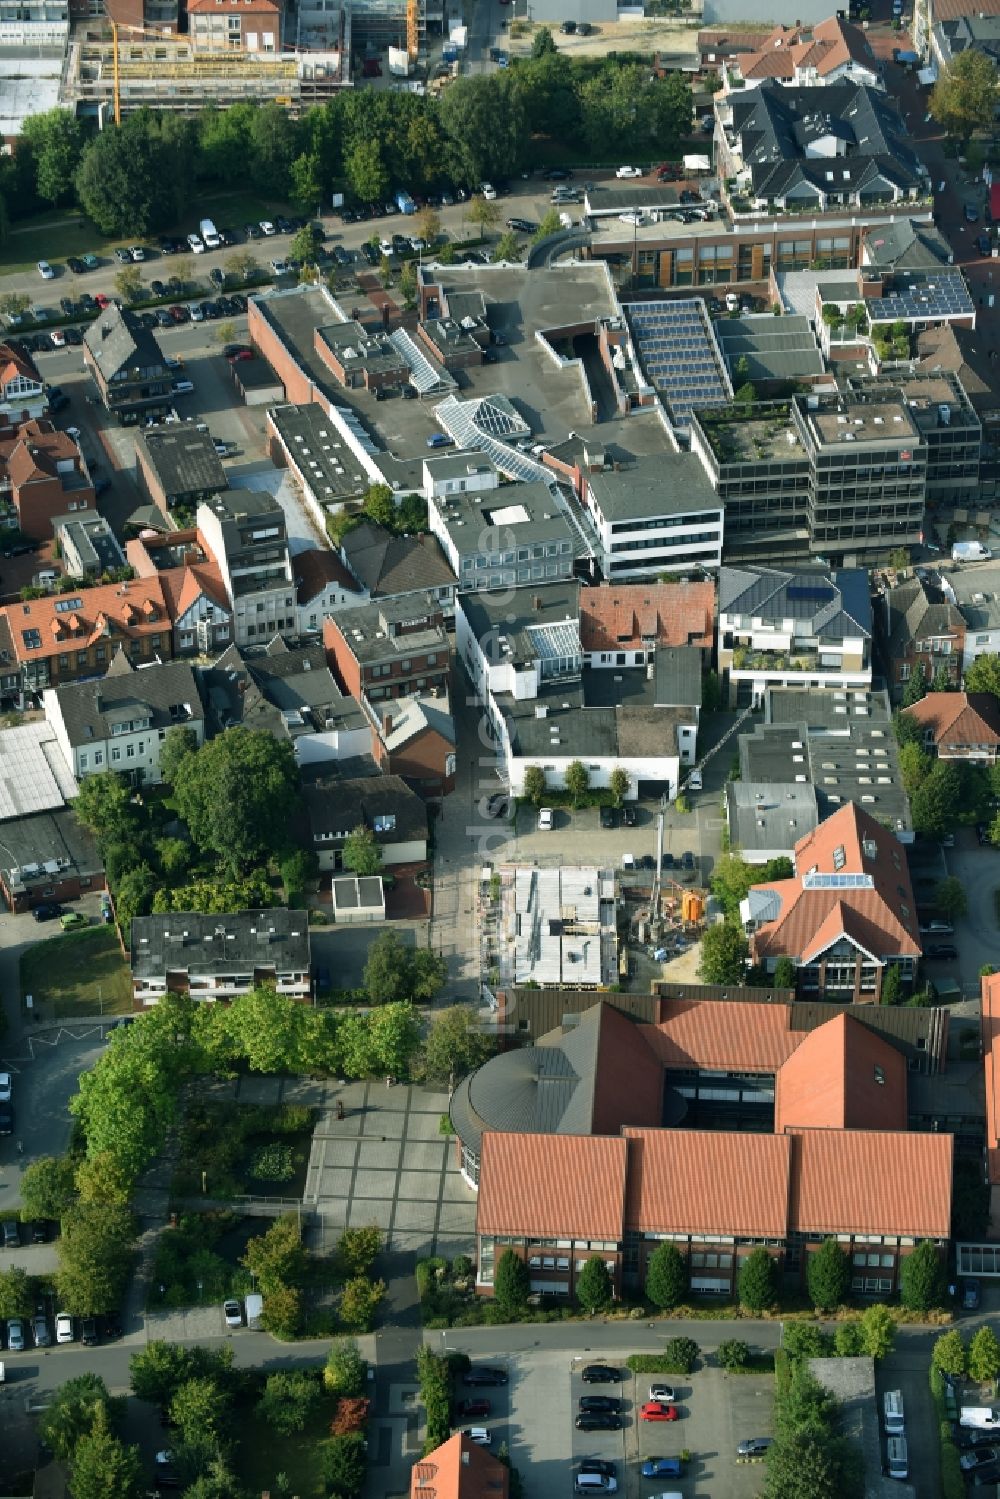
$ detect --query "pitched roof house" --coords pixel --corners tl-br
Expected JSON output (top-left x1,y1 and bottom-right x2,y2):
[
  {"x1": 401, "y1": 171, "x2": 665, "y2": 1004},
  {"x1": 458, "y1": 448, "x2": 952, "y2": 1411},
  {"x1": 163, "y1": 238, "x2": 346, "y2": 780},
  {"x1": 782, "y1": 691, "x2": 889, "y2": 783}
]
[
  {"x1": 2, "y1": 578, "x2": 171, "y2": 693},
  {"x1": 0, "y1": 342, "x2": 45, "y2": 429},
  {"x1": 902, "y1": 691, "x2": 1000, "y2": 763},
  {"x1": 411, "y1": 1433, "x2": 509, "y2": 1499},
  {"x1": 884, "y1": 574, "x2": 966, "y2": 701},
  {"x1": 729, "y1": 16, "x2": 880, "y2": 91},
  {"x1": 578, "y1": 581, "x2": 715, "y2": 661},
  {"x1": 741, "y1": 801, "x2": 921, "y2": 1002}
]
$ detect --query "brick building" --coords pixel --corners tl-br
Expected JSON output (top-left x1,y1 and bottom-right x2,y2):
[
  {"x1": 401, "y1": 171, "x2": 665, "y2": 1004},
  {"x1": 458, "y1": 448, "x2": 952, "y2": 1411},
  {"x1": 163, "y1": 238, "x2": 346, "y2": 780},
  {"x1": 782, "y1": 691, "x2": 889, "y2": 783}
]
[
  {"x1": 1, "y1": 578, "x2": 171, "y2": 694},
  {"x1": 323, "y1": 593, "x2": 450, "y2": 706},
  {"x1": 0, "y1": 420, "x2": 95, "y2": 540}
]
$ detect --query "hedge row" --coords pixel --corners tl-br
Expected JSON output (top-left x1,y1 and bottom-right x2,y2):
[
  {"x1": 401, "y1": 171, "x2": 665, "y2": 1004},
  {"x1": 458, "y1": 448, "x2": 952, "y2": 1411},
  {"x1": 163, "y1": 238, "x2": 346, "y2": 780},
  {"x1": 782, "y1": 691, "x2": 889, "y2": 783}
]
[{"x1": 929, "y1": 1364, "x2": 965, "y2": 1499}]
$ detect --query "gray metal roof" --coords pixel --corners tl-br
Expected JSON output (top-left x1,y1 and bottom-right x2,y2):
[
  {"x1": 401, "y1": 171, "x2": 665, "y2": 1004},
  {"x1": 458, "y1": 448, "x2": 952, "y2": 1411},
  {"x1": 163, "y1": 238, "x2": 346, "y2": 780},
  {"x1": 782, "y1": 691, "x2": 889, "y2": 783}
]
[
  {"x1": 131, "y1": 909, "x2": 310, "y2": 979},
  {"x1": 586, "y1": 452, "x2": 722, "y2": 522},
  {"x1": 51, "y1": 658, "x2": 203, "y2": 749},
  {"x1": 268, "y1": 403, "x2": 371, "y2": 501},
  {"x1": 340, "y1": 522, "x2": 457, "y2": 598},
  {"x1": 726, "y1": 779, "x2": 820, "y2": 854},
  {"x1": 713, "y1": 314, "x2": 825, "y2": 382},
  {"x1": 0, "y1": 720, "x2": 78, "y2": 820},
  {"x1": 84, "y1": 304, "x2": 165, "y2": 380},
  {"x1": 719, "y1": 564, "x2": 872, "y2": 638},
  {"x1": 135, "y1": 424, "x2": 227, "y2": 501}
]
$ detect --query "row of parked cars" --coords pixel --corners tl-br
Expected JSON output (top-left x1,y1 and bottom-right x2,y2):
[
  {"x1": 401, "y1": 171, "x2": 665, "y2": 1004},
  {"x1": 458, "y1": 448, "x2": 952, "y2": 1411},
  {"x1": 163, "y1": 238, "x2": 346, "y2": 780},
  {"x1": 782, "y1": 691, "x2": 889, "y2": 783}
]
[{"x1": 4, "y1": 1309, "x2": 110, "y2": 1351}]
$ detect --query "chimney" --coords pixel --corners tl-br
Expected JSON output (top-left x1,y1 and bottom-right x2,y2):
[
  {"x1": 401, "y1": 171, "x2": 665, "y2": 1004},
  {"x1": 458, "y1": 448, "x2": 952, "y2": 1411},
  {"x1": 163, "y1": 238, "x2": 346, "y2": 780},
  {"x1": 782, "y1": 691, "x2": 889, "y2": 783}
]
[{"x1": 382, "y1": 711, "x2": 394, "y2": 736}]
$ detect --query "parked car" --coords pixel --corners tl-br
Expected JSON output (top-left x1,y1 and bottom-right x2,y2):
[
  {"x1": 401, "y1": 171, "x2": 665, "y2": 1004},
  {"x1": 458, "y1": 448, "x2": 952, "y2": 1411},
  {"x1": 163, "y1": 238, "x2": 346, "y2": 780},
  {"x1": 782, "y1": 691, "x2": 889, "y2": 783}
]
[
  {"x1": 209, "y1": 267, "x2": 225, "y2": 288},
  {"x1": 622, "y1": 804, "x2": 637, "y2": 826},
  {"x1": 576, "y1": 1413, "x2": 621, "y2": 1431},
  {"x1": 223, "y1": 1300, "x2": 242, "y2": 1328},
  {"x1": 963, "y1": 1278, "x2": 982, "y2": 1310},
  {"x1": 681, "y1": 851, "x2": 695, "y2": 873},
  {"x1": 259, "y1": 219, "x2": 276, "y2": 236},
  {"x1": 459, "y1": 1428, "x2": 491, "y2": 1446},
  {"x1": 965, "y1": 203, "x2": 980, "y2": 223},
  {"x1": 56, "y1": 1312, "x2": 74, "y2": 1344},
  {"x1": 6, "y1": 1318, "x2": 24, "y2": 1352},
  {"x1": 961, "y1": 1448, "x2": 999, "y2": 1473},
  {"x1": 579, "y1": 1397, "x2": 621, "y2": 1414},
  {"x1": 66, "y1": 257, "x2": 85, "y2": 275},
  {"x1": 648, "y1": 1385, "x2": 676, "y2": 1403},
  {"x1": 2, "y1": 1220, "x2": 19, "y2": 1248},
  {"x1": 461, "y1": 1399, "x2": 491, "y2": 1418},
  {"x1": 32, "y1": 1314, "x2": 51, "y2": 1347},
  {"x1": 537, "y1": 807, "x2": 554, "y2": 831},
  {"x1": 640, "y1": 1402, "x2": 678, "y2": 1422},
  {"x1": 33, "y1": 903, "x2": 61, "y2": 921},
  {"x1": 640, "y1": 1459, "x2": 682, "y2": 1478},
  {"x1": 506, "y1": 217, "x2": 537, "y2": 233},
  {"x1": 463, "y1": 1367, "x2": 507, "y2": 1387},
  {"x1": 59, "y1": 911, "x2": 88, "y2": 932},
  {"x1": 600, "y1": 806, "x2": 617, "y2": 829},
  {"x1": 426, "y1": 433, "x2": 452, "y2": 449},
  {"x1": 737, "y1": 1438, "x2": 773, "y2": 1457},
  {"x1": 581, "y1": 1365, "x2": 620, "y2": 1384},
  {"x1": 978, "y1": 822, "x2": 992, "y2": 845},
  {"x1": 0, "y1": 1073, "x2": 10, "y2": 1104},
  {"x1": 479, "y1": 183, "x2": 497, "y2": 200},
  {"x1": 925, "y1": 943, "x2": 958, "y2": 960},
  {"x1": 37, "y1": 260, "x2": 55, "y2": 279},
  {"x1": 615, "y1": 165, "x2": 642, "y2": 178},
  {"x1": 81, "y1": 1317, "x2": 98, "y2": 1346},
  {"x1": 579, "y1": 1461, "x2": 616, "y2": 1478},
  {"x1": 30, "y1": 1221, "x2": 47, "y2": 1244},
  {"x1": 171, "y1": 379, "x2": 195, "y2": 395}
]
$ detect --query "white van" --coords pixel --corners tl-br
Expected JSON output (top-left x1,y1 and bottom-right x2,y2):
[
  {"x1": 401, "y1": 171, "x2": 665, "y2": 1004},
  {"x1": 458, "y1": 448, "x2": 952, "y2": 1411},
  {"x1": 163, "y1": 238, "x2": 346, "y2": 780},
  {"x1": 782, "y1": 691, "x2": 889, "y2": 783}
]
[
  {"x1": 574, "y1": 1477, "x2": 617, "y2": 1494},
  {"x1": 960, "y1": 1406, "x2": 1000, "y2": 1429},
  {"x1": 883, "y1": 1390, "x2": 905, "y2": 1435},
  {"x1": 886, "y1": 1436, "x2": 908, "y2": 1481},
  {"x1": 199, "y1": 218, "x2": 221, "y2": 250}
]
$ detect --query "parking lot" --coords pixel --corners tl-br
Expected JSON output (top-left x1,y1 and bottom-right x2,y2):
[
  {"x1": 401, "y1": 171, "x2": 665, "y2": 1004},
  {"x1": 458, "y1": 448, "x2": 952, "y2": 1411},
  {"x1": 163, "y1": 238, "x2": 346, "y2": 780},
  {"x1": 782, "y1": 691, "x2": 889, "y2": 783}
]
[{"x1": 488, "y1": 1353, "x2": 776, "y2": 1499}]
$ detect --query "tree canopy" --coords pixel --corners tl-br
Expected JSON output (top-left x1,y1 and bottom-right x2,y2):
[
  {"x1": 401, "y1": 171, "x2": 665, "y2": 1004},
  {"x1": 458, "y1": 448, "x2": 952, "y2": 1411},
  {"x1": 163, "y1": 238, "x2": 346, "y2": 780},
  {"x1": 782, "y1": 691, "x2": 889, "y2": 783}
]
[
  {"x1": 699, "y1": 922, "x2": 749, "y2": 984},
  {"x1": 931, "y1": 50, "x2": 999, "y2": 139},
  {"x1": 167, "y1": 727, "x2": 300, "y2": 873}
]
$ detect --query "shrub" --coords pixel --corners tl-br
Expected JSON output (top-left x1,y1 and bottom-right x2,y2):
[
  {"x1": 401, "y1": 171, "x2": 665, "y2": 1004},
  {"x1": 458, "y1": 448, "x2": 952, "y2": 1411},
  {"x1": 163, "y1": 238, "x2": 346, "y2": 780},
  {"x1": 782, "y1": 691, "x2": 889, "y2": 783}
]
[
  {"x1": 257, "y1": 1370, "x2": 320, "y2": 1434},
  {"x1": 249, "y1": 1144, "x2": 295, "y2": 1183},
  {"x1": 738, "y1": 1248, "x2": 778, "y2": 1313},
  {"x1": 494, "y1": 1249, "x2": 529, "y2": 1319},
  {"x1": 416, "y1": 1347, "x2": 452, "y2": 1452},
  {"x1": 645, "y1": 1243, "x2": 688, "y2": 1310},
  {"x1": 932, "y1": 1329, "x2": 967, "y2": 1378},
  {"x1": 716, "y1": 1338, "x2": 750, "y2": 1372},
  {"x1": 660, "y1": 1336, "x2": 699, "y2": 1375}
]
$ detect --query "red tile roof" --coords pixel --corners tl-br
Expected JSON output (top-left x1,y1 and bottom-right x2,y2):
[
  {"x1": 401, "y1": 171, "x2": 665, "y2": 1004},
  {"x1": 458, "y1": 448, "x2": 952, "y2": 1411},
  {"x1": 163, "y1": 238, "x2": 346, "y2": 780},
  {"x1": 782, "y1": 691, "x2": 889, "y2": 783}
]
[
  {"x1": 983, "y1": 973, "x2": 1000, "y2": 1184},
  {"x1": 412, "y1": 1434, "x2": 509, "y2": 1499},
  {"x1": 902, "y1": 691, "x2": 1000, "y2": 751},
  {"x1": 156, "y1": 562, "x2": 230, "y2": 622},
  {"x1": 0, "y1": 343, "x2": 41, "y2": 396},
  {"x1": 640, "y1": 998, "x2": 805, "y2": 1073},
  {"x1": 578, "y1": 582, "x2": 714, "y2": 654},
  {"x1": 749, "y1": 802, "x2": 920, "y2": 964},
  {"x1": 6, "y1": 420, "x2": 81, "y2": 486},
  {"x1": 788, "y1": 1128, "x2": 953, "y2": 1238},
  {"x1": 2, "y1": 578, "x2": 169, "y2": 663},
  {"x1": 624, "y1": 1127, "x2": 792, "y2": 1238},
  {"x1": 735, "y1": 16, "x2": 876, "y2": 81},
  {"x1": 476, "y1": 1132, "x2": 627, "y2": 1241},
  {"x1": 932, "y1": 0, "x2": 1000, "y2": 19},
  {"x1": 775, "y1": 1012, "x2": 907, "y2": 1133}
]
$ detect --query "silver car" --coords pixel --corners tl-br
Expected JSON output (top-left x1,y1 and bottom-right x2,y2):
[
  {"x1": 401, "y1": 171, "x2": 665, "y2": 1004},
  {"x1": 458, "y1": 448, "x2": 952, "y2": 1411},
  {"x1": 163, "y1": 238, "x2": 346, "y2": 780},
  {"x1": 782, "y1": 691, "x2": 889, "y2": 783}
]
[
  {"x1": 32, "y1": 1314, "x2": 50, "y2": 1347},
  {"x1": 6, "y1": 1317, "x2": 25, "y2": 1352}
]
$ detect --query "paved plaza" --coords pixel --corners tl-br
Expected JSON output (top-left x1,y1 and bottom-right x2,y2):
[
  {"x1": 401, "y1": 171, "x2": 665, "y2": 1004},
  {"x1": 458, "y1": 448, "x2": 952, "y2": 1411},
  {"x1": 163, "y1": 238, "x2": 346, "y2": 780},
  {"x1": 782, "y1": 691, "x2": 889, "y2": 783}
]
[{"x1": 305, "y1": 1079, "x2": 477, "y2": 1261}]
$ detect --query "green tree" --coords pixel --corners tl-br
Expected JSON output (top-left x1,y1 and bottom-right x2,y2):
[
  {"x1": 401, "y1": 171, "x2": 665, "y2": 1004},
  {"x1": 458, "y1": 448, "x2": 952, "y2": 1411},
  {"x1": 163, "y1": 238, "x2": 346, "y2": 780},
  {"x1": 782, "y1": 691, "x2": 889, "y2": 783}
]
[
  {"x1": 129, "y1": 1342, "x2": 200, "y2": 1409},
  {"x1": 19, "y1": 1153, "x2": 77, "y2": 1222},
  {"x1": 716, "y1": 1338, "x2": 750, "y2": 1372},
  {"x1": 900, "y1": 1242, "x2": 946, "y2": 1312},
  {"x1": 361, "y1": 482, "x2": 396, "y2": 530},
  {"x1": 340, "y1": 1275, "x2": 385, "y2": 1332},
  {"x1": 661, "y1": 1335, "x2": 699, "y2": 1374},
  {"x1": 290, "y1": 149, "x2": 324, "y2": 214},
  {"x1": 522, "y1": 765, "x2": 546, "y2": 805},
  {"x1": 931, "y1": 664, "x2": 955, "y2": 692},
  {"x1": 257, "y1": 1370, "x2": 320, "y2": 1434},
  {"x1": 366, "y1": 1002, "x2": 421, "y2": 1077},
  {"x1": 833, "y1": 1323, "x2": 864, "y2": 1357},
  {"x1": 56, "y1": 1202, "x2": 135, "y2": 1316},
  {"x1": 531, "y1": 24, "x2": 556, "y2": 55},
  {"x1": 533, "y1": 208, "x2": 564, "y2": 241},
  {"x1": 321, "y1": 1434, "x2": 367, "y2": 1499},
  {"x1": 910, "y1": 760, "x2": 963, "y2": 839},
  {"x1": 362, "y1": 931, "x2": 415, "y2": 1003},
  {"x1": 931, "y1": 49, "x2": 999, "y2": 138},
  {"x1": 20, "y1": 108, "x2": 86, "y2": 205},
  {"x1": 347, "y1": 138, "x2": 389, "y2": 204},
  {"x1": 74, "y1": 109, "x2": 181, "y2": 237},
  {"x1": 290, "y1": 223, "x2": 321, "y2": 267},
  {"x1": 608, "y1": 768, "x2": 631, "y2": 807},
  {"x1": 343, "y1": 824, "x2": 383, "y2": 877},
  {"x1": 169, "y1": 727, "x2": 300, "y2": 873},
  {"x1": 858, "y1": 1302, "x2": 897, "y2": 1361},
  {"x1": 74, "y1": 1150, "x2": 132, "y2": 1207},
  {"x1": 169, "y1": 1376, "x2": 231, "y2": 1444},
  {"x1": 932, "y1": 1328, "x2": 968, "y2": 1378},
  {"x1": 710, "y1": 852, "x2": 792, "y2": 919},
  {"x1": 323, "y1": 1338, "x2": 367, "y2": 1397},
  {"x1": 699, "y1": 923, "x2": 749, "y2": 984},
  {"x1": 965, "y1": 653, "x2": 1000, "y2": 697},
  {"x1": 879, "y1": 964, "x2": 903, "y2": 1006},
  {"x1": 40, "y1": 1373, "x2": 120, "y2": 1461},
  {"x1": 241, "y1": 1213, "x2": 306, "y2": 1296},
  {"x1": 222, "y1": 986, "x2": 312, "y2": 1073},
  {"x1": 73, "y1": 772, "x2": 138, "y2": 846},
  {"x1": 935, "y1": 875, "x2": 968, "y2": 920},
  {"x1": 738, "y1": 1247, "x2": 777, "y2": 1313},
  {"x1": 762, "y1": 1430, "x2": 855, "y2": 1499},
  {"x1": 261, "y1": 1283, "x2": 302, "y2": 1339},
  {"x1": 776, "y1": 1362, "x2": 839, "y2": 1438},
  {"x1": 336, "y1": 1226, "x2": 382, "y2": 1278},
  {"x1": 494, "y1": 229, "x2": 522, "y2": 263},
  {"x1": 901, "y1": 664, "x2": 927, "y2": 707},
  {"x1": 416, "y1": 1005, "x2": 494, "y2": 1085},
  {"x1": 893, "y1": 709, "x2": 923, "y2": 746},
  {"x1": 898, "y1": 739, "x2": 931, "y2": 794},
  {"x1": 782, "y1": 1324, "x2": 832, "y2": 1362},
  {"x1": 644, "y1": 1242, "x2": 688, "y2": 1310},
  {"x1": 467, "y1": 196, "x2": 500, "y2": 236},
  {"x1": 68, "y1": 1404, "x2": 144, "y2": 1499},
  {"x1": 576, "y1": 1255, "x2": 613, "y2": 1314},
  {"x1": 439, "y1": 74, "x2": 527, "y2": 186},
  {"x1": 806, "y1": 1238, "x2": 850, "y2": 1312},
  {"x1": 494, "y1": 1248, "x2": 529, "y2": 1318},
  {"x1": 224, "y1": 250, "x2": 259, "y2": 286},
  {"x1": 0, "y1": 292, "x2": 30, "y2": 319},
  {"x1": 0, "y1": 1265, "x2": 32, "y2": 1320},
  {"x1": 114, "y1": 265, "x2": 144, "y2": 304},
  {"x1": 970, "y1": 1325, "x2": 1000, "y2": 1384},
  {"x1": 773, "y1": 956, "x2": 797, "y2": 989}
]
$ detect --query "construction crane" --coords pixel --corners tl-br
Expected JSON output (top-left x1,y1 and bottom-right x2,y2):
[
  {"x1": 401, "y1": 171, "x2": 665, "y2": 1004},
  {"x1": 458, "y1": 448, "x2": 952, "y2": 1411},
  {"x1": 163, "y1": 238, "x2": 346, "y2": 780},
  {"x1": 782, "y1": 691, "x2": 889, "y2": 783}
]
[{"x1": 406, "y1": 0, "x2": 419, "y2": 62}]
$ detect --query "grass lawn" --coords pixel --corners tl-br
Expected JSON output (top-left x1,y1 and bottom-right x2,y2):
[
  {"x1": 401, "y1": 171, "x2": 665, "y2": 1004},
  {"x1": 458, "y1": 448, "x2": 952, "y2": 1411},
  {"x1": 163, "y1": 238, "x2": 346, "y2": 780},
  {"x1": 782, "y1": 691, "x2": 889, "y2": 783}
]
[
  {"x1": 20, "y1": 924, "x2": 132, "y2": 1017},
  {"x1": 171, "y1": 1101, "x2": 316, "y2": 1199},
  {"x1": 236, "y1": 1394, "x2": 337, "y2": 1499}
]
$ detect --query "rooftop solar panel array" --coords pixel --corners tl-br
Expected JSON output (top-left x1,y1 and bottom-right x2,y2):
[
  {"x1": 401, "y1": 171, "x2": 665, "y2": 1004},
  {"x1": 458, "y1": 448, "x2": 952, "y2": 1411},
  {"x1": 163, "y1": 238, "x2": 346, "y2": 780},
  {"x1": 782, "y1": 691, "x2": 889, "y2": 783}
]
[
  {"x1": 626, "y1": 299, "x2": 731, "y2": 424},
  {"x1": 871, "y1": 275, "x2": 973, "y2": 324}
]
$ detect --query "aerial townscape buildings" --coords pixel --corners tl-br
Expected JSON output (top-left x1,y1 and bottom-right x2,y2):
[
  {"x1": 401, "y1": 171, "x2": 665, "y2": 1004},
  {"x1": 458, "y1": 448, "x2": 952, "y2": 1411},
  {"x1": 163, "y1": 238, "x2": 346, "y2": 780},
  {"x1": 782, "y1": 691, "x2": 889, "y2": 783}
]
[{"x1": 4, "y1": 0, "x2": 1000, "y2": 1492}]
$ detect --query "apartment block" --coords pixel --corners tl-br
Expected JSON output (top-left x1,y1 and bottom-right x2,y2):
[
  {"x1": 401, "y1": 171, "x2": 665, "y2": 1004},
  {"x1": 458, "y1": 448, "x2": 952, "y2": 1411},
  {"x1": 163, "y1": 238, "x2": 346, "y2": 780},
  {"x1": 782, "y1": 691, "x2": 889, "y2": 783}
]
[{"x1": 196, "y1": 490, "x2": 296, "y2": 647}]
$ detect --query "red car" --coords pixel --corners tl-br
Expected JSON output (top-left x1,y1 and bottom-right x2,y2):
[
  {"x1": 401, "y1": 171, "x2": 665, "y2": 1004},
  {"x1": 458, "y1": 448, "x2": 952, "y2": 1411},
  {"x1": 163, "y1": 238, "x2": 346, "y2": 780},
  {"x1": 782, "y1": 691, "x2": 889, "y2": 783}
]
[
  {"x1": 640, "y1": 1402, "x2": 679, "y2": 1422},
  {"x1": 461, "y1": 1399, "x2": 491, "y2": 1419},
  {"x1": 168, "y1": 304, "x2": 189, "y2": 323},
  {"x1": 94, "y1": 292, "x2": 110, "y2": 308}
]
